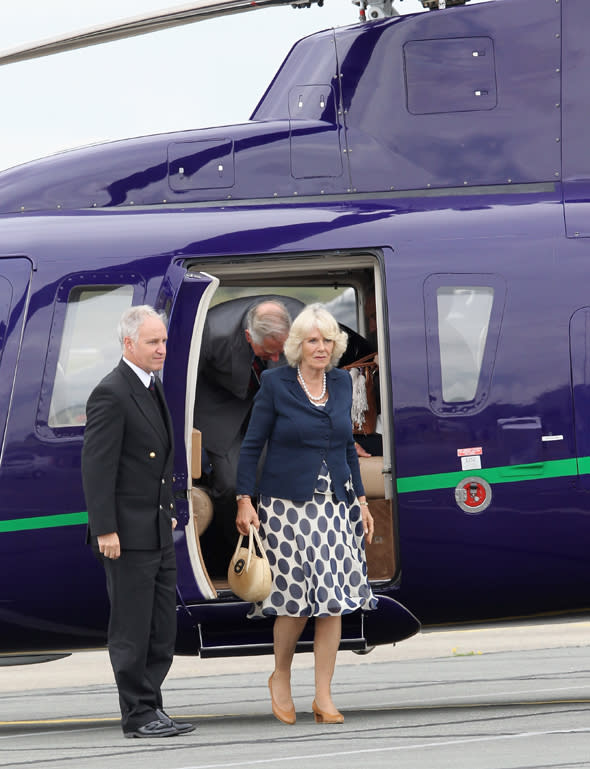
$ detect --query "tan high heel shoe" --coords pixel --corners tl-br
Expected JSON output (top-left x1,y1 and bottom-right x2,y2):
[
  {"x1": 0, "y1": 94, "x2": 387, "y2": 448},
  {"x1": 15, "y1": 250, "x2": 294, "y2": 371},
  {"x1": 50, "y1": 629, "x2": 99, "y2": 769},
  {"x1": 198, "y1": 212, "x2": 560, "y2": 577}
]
[
  {"x1": 312, "y1": 700, "x2": 344, "y2": 724},
  {"x1": 268, "y1": 674, "x2": 296, "y2": 725}
]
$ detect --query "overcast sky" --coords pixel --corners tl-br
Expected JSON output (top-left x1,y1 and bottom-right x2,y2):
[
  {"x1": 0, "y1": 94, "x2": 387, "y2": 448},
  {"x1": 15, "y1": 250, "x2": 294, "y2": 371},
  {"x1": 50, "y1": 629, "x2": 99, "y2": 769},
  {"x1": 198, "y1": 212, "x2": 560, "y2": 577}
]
[{"x1": 0, "y1": 0, "x2": 487, "y2": 171}]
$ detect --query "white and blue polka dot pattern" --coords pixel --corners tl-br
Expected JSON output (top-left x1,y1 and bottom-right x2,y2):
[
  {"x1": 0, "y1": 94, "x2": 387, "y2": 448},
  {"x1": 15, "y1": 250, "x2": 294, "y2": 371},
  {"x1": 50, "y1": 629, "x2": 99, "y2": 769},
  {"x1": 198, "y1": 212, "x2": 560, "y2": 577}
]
[{"x1": 249, "y1": 462, "x2": 378, "y2": 619}]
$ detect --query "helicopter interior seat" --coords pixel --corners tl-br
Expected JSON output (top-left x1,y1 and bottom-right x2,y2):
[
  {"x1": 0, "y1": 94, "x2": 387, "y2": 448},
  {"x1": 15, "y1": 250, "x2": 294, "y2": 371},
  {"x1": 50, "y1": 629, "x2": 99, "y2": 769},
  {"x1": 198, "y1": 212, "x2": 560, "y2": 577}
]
[
  {"x1": 189, "y1": 428, "x2": 395, "y2": 580},
  {"x1": 358, "y1": 455, "x2": 397, "y2": 582},
  {"x1": 191, "y1": 486, "x2": 214, "y2": 536},
  {"x1": 358, "y1": 455, "x2": 385, "y2": 499},
  {"x1": 191, "y1": 428, "x2": 214, "y2": 536}
]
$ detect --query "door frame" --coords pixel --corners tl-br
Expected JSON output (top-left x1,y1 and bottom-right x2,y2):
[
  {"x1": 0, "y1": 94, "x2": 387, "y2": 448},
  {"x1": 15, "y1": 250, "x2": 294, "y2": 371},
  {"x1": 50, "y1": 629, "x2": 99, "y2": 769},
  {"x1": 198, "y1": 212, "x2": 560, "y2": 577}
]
[
  {"x1": 0, "y1": 257, "x2": 33, "y2": 465},
  {"x1": 158, "y1": 267, "x2": 219, "y2": 601}
]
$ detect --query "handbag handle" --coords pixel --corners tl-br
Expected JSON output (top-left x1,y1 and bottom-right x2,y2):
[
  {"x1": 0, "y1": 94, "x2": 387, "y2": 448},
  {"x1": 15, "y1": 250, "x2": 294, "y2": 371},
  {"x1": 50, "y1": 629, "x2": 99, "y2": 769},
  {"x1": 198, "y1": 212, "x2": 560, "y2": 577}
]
[{"x1": 232, "y1": 524, "x2": 265, "y2": 571}]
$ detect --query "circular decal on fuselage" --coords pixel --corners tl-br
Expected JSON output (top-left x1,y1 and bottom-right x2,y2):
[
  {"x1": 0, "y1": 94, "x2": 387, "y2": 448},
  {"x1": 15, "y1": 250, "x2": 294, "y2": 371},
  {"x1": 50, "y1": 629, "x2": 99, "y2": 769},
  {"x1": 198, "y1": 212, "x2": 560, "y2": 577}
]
[{"x1": 454, "y1": 476, "x2": 492, "y2": 514}]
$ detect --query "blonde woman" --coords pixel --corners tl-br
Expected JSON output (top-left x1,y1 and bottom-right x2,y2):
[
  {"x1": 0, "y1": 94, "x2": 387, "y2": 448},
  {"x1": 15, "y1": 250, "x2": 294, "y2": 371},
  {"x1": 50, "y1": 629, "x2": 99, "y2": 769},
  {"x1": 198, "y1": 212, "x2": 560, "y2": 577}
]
[{"x1": 236, "y1": 304, "x2": 376, "y2": 725}]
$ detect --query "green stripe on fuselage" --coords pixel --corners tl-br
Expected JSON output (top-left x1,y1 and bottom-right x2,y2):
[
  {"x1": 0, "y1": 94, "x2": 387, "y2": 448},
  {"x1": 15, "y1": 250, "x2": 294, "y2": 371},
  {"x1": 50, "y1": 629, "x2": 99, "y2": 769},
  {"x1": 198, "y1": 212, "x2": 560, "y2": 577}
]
[
  {"x1": 0, "y1": 457, "x2": 584, "y2": 532},
  {"x1": 396, "y1": 457, "x2": 579, "y2": 494},
  {"x1": 0, "y1": 511, "x2": 88, "y2": 533}
]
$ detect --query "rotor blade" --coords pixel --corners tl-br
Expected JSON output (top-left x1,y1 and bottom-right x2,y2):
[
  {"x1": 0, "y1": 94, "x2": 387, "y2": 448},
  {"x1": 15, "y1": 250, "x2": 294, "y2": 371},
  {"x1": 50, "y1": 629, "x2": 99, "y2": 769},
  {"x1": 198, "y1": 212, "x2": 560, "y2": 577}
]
[{"x1": 0, "y1": 0, "x2": 297, "y2": 67}]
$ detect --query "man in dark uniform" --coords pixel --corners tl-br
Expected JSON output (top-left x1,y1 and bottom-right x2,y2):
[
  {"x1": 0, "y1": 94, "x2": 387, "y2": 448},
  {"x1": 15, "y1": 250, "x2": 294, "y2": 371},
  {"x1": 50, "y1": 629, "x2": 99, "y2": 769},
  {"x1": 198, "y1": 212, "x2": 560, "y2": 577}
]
[
  {"x1": 194, "y1": 296, "x2": 303, "y2": 564},
  {"x1": 82, "y1": 305, "x2": 194, "y2": 739}
]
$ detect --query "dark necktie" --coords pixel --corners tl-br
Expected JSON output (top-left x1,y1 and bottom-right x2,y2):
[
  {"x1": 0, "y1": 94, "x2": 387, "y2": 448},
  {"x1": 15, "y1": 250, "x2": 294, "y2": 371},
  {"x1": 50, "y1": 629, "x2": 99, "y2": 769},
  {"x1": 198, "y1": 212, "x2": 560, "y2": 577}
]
[
  {"x1": 249, "y1": 356, "x2": 265, "y2": 395},
  {"x1": 149, "y1": 376, "x2": 166, "y2": 424}
]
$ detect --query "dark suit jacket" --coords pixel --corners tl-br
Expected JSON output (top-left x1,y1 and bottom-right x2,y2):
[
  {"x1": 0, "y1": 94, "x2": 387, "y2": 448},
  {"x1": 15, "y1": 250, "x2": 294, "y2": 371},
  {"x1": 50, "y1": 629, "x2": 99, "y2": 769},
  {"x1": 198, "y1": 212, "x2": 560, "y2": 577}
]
[
  {"x1": 236, "y1": 366, "x2": 365, "y2": 502},
  {"x1": 194, "y1": 295, "x2": 304, "y2": 456},
  {"x1": 82, "y1": 359, "x2": 176, "y2": 550}
]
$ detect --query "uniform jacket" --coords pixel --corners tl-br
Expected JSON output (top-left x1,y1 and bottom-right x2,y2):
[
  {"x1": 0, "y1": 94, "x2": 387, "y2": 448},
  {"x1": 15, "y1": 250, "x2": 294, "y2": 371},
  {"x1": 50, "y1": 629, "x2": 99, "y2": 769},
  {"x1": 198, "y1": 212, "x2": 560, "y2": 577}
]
[
  {"x1": 236, "y1": 365, "x2": 365, "y2": 502},
  {"x1": 82, "y1": 359, "x2": 176, "y2": 550},
  {"x1": 194, "y1": 295, "x2": 304, "y2": 455}
]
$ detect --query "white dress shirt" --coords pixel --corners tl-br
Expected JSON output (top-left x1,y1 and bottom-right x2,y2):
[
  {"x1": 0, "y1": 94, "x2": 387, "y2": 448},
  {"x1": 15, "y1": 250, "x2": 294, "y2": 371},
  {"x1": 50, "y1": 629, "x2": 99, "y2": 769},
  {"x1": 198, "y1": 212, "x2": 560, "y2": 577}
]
[{"x1": 122, "y1": 357, "x2": 152, "y2": 389}]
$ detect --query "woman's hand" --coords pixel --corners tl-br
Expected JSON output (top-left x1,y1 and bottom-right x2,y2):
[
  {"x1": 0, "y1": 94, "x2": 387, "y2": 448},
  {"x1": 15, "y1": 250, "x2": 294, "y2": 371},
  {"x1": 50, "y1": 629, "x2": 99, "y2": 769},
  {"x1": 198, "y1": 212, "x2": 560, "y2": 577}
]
[
  {"x1": 359, "y1": 498, "x2": 374, "y2": 544},
  {"x1": 236, "y1": 496, "x2": 260, "y2": 535}
]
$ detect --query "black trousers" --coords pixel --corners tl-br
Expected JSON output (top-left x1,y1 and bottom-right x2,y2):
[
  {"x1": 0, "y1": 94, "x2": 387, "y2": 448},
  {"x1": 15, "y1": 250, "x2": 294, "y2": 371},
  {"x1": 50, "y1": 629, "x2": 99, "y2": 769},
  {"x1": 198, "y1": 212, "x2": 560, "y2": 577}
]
[
  {"x1": 100, "y1": 544, "x2": 177, "y2": 732},
  {"x1": 206, "y1": 432, "x2": 268, "y2": 567},
  {"x1": 207, "y1": 438, "x2": 243, "y2": 562}
]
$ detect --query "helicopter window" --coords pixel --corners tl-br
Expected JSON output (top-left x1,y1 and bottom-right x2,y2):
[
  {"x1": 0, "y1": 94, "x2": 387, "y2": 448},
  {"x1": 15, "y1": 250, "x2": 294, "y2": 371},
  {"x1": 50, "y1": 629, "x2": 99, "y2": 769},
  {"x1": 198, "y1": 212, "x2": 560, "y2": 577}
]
[
  {"x1": 210, "y1": 285, "x2": 356, "y2": 327},
  {"x1": 48, "y1": 285, "x2": 133, "y2": 428},
  {"x1": 436, "y1": 286, "x2": 494, "y2": 403}
]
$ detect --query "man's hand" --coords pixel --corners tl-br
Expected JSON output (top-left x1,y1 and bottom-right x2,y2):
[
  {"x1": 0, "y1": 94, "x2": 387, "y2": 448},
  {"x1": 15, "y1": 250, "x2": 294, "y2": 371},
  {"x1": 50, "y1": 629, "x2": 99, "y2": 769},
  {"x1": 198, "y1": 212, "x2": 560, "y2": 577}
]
[
  {"x1": 98, "y1": 532, "x2": 121, "y2": 560},
  {"x1": 355, "y1": 441, "x2": 371, "y2": 458}
]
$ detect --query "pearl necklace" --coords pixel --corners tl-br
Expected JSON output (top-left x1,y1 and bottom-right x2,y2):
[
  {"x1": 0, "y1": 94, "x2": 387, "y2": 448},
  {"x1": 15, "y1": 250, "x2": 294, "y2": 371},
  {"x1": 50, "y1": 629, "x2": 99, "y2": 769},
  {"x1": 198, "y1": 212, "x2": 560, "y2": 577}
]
[{"x1": 297, "y1": 366, "x2": 327, "y2": 402}]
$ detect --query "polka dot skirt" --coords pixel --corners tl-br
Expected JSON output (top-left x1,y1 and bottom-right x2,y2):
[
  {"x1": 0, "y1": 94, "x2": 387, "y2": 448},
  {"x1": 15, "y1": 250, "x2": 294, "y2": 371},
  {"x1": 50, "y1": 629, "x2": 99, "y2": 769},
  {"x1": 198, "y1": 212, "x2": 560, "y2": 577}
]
[{"x1": 249, "y1": 462, "x2": 378, "y2": 619}]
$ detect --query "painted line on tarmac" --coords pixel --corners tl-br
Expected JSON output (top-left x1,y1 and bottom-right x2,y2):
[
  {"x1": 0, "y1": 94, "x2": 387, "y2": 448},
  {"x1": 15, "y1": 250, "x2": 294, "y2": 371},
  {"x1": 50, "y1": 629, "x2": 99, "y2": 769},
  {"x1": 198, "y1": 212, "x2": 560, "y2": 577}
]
[
  {"x1": 377, "y1": 683, "x2": 590, "y2": 708},
  {"x1": 0, "y1": 726, "x2": 107, "y2": 739},
  {"x1": 374, "y1": 698, "x2": 590, "y2": 711},
  {"x1": 0, "y1": 716, "x2": 119, "y2": 728},
  {"x1": 173, "y1": 728, "x2": 590, "y2": 769},
  {"x1": 1, "y1": 696, "x2": 589, "y2": 732},
  {"x1": 0, "y1": 713, "x2": 227, "y2": 732}
]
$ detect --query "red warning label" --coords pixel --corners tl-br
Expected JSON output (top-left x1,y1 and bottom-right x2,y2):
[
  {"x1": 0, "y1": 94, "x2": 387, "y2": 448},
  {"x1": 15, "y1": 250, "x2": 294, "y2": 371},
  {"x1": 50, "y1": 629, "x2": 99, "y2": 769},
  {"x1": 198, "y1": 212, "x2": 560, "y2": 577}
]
[{"x1": 457, "y1": 447, "x2": 483, "y2": 457}]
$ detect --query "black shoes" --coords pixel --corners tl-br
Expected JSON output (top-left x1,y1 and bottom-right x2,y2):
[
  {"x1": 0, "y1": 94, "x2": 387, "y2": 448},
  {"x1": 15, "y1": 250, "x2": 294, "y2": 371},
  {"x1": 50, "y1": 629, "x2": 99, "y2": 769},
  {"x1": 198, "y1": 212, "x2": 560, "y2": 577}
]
[
  {"x1": 156, "y1": 708, "x2": 196, "y2": 734},
  {"x1": 124, "y1": 719, "x2": 178, "y2": 738},
  {"x1": 124, "y1": 710, "x2": 195, "y2": 738}
]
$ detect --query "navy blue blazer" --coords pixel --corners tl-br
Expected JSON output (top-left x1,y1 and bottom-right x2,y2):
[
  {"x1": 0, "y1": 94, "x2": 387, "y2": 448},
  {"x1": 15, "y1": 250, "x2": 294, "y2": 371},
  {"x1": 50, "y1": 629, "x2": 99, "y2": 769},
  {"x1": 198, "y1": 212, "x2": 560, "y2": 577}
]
[{"x1": 236, "y1": 365, "x2": 365, "y2": 502}]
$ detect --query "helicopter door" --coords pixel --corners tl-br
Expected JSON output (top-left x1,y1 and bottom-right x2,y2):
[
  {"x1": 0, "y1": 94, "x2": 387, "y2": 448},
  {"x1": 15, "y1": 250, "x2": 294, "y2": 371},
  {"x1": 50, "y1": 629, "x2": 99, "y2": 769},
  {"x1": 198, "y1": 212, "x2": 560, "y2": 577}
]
[
  {"x1": 0, "y1": 258, "x2": 32, "y2": 461},
  {"x1": 156, "y1": 266, "x2": 420, "y2": 655},
  {"x1": 570, "y1": 307, "x2": 590, "y2": 489},
  {"x1": 156, "y1": 267, "x2": 219, "y2": 600}
]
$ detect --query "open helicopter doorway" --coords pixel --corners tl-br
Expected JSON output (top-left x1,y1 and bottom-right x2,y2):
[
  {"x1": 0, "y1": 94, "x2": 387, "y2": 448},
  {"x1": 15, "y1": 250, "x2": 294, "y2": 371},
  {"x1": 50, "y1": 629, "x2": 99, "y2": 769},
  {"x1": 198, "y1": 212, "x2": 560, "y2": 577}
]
[{"x1": 176, "y1": 251, "x2": 398, "y2": 602}]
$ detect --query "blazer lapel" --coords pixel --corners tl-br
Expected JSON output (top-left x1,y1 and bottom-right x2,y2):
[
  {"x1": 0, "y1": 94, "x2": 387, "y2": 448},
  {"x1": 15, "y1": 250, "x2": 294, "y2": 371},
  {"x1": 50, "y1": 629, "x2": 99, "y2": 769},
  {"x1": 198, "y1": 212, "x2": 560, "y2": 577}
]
[
  {"x1": 118, "y1": 362, "x2": 170, "y2": 449},
  {"x1": 280, "y1": 366, "x2": 305, "y2": 402},
  {"x1": 232, "y1": 331, "x2": 254, "y2": 400},
  {"x1": 154, "y1": 376, "x2": 174, "y2": 448},
  {"x1": 323, "y1": 369, "x2": 345, "y2": 417},
  {"x1": 136, "y1": 383, "x2": 170, "y2": 450}
]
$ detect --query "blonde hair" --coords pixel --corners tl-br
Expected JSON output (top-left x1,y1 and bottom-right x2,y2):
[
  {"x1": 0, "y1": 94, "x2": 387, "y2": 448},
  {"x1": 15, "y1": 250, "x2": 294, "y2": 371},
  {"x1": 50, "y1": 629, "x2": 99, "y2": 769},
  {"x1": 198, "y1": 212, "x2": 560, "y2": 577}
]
[{"x1": 283, "y1": 304, "x2": 347, "y2": 370}]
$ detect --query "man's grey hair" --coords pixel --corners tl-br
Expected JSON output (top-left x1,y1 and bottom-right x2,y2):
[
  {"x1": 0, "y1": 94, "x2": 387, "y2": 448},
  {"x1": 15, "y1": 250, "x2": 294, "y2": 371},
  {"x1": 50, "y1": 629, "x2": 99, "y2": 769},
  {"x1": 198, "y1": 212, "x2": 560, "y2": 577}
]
[
  {"x1": 246, "y1": 301, "x2": 292, "y2": 345},
  {"x1": 118, "y1": 305, "x2": 167, "y2": 349}
]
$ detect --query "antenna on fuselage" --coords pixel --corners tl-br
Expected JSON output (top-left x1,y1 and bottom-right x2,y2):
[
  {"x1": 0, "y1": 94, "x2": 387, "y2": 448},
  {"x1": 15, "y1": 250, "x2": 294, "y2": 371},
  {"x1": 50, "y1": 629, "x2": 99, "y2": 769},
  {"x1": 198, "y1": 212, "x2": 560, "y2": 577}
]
[
  {"x1": 419, "y1": 0, "x2": 470, "y2": 8},
  {"x1": 355, "y1": 0, "x2": 470, "y2": 21},
  {"x1": 355, "y1": 0, "x2": 398, "y2": 21}
]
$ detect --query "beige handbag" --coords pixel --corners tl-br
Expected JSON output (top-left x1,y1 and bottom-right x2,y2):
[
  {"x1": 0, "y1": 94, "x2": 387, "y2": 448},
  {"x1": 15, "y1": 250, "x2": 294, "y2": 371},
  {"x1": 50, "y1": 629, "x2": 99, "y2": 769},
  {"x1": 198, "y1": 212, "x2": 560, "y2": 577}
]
[{"x1": 227, "y1": 525, "x2": 272, "y2": 602}]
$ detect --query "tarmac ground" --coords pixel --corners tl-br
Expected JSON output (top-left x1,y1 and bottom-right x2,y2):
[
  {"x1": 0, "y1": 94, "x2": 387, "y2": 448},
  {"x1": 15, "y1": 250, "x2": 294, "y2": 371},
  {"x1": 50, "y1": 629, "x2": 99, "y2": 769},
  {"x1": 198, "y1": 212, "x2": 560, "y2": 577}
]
[{"x1": 1, "y1": 616, "x2": 589, "y2": 769}]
